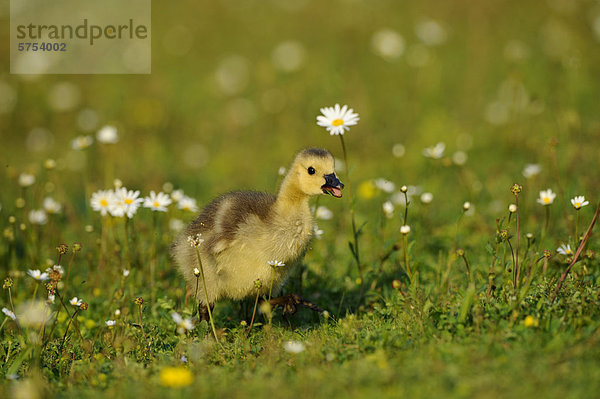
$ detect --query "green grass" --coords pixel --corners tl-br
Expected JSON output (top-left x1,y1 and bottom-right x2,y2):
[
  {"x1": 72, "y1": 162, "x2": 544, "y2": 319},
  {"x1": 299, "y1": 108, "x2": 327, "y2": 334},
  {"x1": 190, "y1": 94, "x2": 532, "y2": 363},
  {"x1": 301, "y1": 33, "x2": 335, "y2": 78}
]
[{"x1": 2, "y1": 0, "x2": 600, "y2": 397}]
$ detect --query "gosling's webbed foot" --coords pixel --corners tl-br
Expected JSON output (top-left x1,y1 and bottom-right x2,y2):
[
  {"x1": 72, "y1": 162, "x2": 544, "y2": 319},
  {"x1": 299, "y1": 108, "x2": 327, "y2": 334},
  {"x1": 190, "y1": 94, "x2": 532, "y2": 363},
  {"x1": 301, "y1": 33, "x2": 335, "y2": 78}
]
[
  {"x1": 268, "y1": 293, "x2": 322, "y2": 315},
  {"x1": 198, "y1": 302, "x2": 215, "y2": 322}
]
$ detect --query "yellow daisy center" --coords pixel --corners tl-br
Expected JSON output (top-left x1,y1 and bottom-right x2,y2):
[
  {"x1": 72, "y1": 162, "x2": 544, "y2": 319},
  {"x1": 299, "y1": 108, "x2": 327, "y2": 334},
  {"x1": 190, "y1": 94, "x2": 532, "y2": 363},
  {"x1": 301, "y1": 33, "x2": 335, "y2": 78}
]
[
  {"x1": 125, "y1": 199, "x2": 133, "y2": 205},
  {"x1": 574, "y1": 202, "x2": 581, "y2": 208},
  {"x1": 100, "y1": 199, "x2": 108, "y2": 207},
  {"x1": 331, "y1": 118, "x2": 344, "y2": 126},
  {"x1": 154, "y1": 201, "x2": 160, "y2": 208},
  {"x1": 543, "y1": 197, "x2": 550, "y2": 204}
]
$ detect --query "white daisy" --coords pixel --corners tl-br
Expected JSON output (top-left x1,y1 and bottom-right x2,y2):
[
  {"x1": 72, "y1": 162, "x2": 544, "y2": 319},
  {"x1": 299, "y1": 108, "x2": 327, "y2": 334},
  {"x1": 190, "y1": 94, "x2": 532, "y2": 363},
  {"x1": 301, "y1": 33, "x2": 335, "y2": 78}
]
[
  {"x1": 171, "y1": 312, "x2": 194, "y2": 334},
  {"x1": 105, "y1": 320, "x2": 116, "y2": 327},
  {"x1": 2, "y1": 307, "x2": 16, "y2": 320},
  {"x1": 96, "y1": 125, "x2": 119, "y2": 144},
  {"x1": 283, "y1": 340, "x2": 305, "y2": 354},
  {"x1": 123, "y1": 269, "x2": 130, "y2": 277},
  {"x1": 382, "y1": 201, "x2": 394, "y2": 218},
  {"x1": 537, "y1": 189, "x2": 556, "y2": 206},
  {"x1": 267, "y1": 260, "x2": 285, "y2": 267},
  {"x1": 28, "y1": 210, "x2": 48, "y2": 225},
  {"x1": 422, "y1": 142, "x2": 445, "y2": 159},
  {"x1": 400, "y1": 225, "x2": 411, "y2": 235},
  {"x1": 316, "y1": 103, "x2": 360, "y2": 135},
  {"x1": 522, "y1": 164, "x2": 541, "y2": 179},
  {"x1": 420, "y1": 192, "x2": 433, "y2": 204},
  {"x1": 171, "y1": 189, "x2": 185, "y2": 202},
  {"x1": 90, "y1": 190, "x2": 115, "y2": 216},
  {"x1": 69, "y1": 297, "x2": 83, "y2": 307},
  {"x1": 18, "y1": 173, "x2": 36, "y2": 187},
  {"x1": 463, "y1": 201, "x2": 471, "y2": 211},
  {"x1": 557, "y1": 244, "x2": 573, "y2": 256},
  {"x1": 570, "y1": 195, "x2": 589, "y2": 210},
  {"x1": 315, "y1": 206, "x2": 333, "y2": 220},
  {"x1": 374, "y1": 178, "x2": 395, "y2": 193},
  {"x1": 111, "y1": 187, "x2": 143, "y2": 218},
  {"x1": 43, "y1": 197, "x2": 62, "y2": 214},
  {"x1": 143, "y1": 191, "x2": 172, "y2": 212},
  {"x1": 313, "y1": 225, "x2": 324, "y2": 240},
  {"x1": 178, "y1": 196, "x2": 198, "y2": 213},
  {"x1": 71, "y1": 135, "x2": 94, "y2": 150}
]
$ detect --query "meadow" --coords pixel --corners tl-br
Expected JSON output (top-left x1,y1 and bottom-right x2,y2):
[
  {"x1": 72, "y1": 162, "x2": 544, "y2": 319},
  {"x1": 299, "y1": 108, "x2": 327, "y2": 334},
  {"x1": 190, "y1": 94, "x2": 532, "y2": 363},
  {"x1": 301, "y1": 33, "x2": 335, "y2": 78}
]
[{"x1": 2, "y1": 0, "x2": 600, "y2": 398}]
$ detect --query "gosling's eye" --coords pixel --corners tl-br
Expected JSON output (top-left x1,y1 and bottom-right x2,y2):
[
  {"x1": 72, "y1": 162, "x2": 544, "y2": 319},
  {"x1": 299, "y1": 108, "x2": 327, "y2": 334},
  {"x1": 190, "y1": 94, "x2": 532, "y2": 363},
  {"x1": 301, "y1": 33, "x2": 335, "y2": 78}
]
[{"x1": 307, "y1": 167, "x2": 316, "y2": 175}]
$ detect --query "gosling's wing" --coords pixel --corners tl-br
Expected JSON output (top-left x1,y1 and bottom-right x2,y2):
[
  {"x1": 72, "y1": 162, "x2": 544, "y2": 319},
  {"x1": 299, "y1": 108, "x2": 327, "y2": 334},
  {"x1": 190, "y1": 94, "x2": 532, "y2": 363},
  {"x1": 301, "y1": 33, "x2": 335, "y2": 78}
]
[{"x1": 188, "y1": 191, "x2": 276, "y2": 256}]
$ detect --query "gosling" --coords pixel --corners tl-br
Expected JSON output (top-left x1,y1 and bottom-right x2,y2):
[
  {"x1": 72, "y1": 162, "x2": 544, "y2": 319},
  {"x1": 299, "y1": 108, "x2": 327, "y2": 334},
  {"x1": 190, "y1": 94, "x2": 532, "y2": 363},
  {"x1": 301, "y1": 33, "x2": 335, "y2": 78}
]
[{"x1": 171, "y1": 148, "x2": 344, "y2": 319}]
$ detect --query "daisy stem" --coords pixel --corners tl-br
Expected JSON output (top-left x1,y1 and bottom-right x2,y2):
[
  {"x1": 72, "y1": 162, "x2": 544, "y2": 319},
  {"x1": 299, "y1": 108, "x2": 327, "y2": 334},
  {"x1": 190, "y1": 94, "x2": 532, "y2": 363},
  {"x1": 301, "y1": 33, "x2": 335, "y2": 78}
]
[
  {"x1": 7, "y1": 287, "x2": 22, "y2": 334},
  {"x1": 194, "y1": 247, "x2": 222, "y2": 349},
  {"x1": 192, "y1": 274, "x2": 199, "y2": 304},
  {"x1": 136, "y1": 303, "x2": 153, "y2": 357},
  {"x1": 514, "y1": 194, "x2": 520, "y2": 293},
  {"x1": 454, "y1": 213, "x2": 464, "y2": 250},
  {"x1": 575, "y1": 210, "x2": 580, "y2": 245},
  {"x1": 32, "y1": 283, "x2": 39, "y2": 302},
  {"x1": 150, "y1": 212, "x2": 157, "y2": 306},
  {"x1": 59, "y1": 308, "x2": 79, "y2": 356},
  {"x1": 100, "y1": 216, "x2": 107, "y2": 268},
  {"x1": 507, "y1": 238, "x2": 517, "y2": 292},
  {"x1": 339, "y1": 135, "x2": 362, "y2": 281},
  {"x1": 403, "y1": 234, "x2": 412, "y2": 281},
  {"x1": 268, "y1": 272, "x2": 274, "y2": 302},
  {"x1": 458, "y1": 252, "x2": 472, "y2": 285},
  {"x1": 540, "y1": 206, "x2": 550, "y2": 250},
  {"x1": 247, "y1": 286, "x2": 261, "y2": 336},
  {"x1": 124, "y1": 216, "x2": 131, "y2": 269}
]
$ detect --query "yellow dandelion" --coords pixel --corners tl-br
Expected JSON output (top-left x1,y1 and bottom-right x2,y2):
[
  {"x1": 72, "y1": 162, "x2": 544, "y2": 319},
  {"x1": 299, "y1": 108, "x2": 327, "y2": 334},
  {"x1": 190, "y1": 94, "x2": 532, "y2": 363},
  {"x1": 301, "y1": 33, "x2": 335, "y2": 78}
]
[
  {"x1": 524, "y1": 315, "x2": 539, "y2": 328},
  {"x1": 159, "y1": 367, "x2": 193, "y2": 388}
]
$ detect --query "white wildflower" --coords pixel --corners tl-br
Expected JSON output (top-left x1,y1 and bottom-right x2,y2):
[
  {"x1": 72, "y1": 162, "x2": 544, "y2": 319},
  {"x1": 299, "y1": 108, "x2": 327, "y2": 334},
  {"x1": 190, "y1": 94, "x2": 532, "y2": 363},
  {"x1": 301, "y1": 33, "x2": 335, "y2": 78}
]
[
  {"x1": 96, "y1": 125, "x2": 119, "y2": 144},
  {"x1": 27, "y1": 269, "x2": 49, "y2": 281},
  {"x1": 28, "y1": 209, "x2": 48, "y2": 225},
  {"x1": 2, "y1": 307, "x2": 16, "y2": 320},
  {"x1": 522, "y1": 164, "x2": 541, "y2": 178},
  {"x1": 143, "y1": 191, "x2": 172, "y2": 212},
  {"x1": 90, "y1": 189, "x2": 115, "y2": 216},
  {"x1": 283, "y1": 340, "x2": 305, "y2": 354},
  {"x1": 71, "y1": 135, "x2": 93, "y2": 150},
  {"x1": 43, "y1": 197, "x2": 62, "y2": 214},
  {"x1": 423, "y1": 142, "x2": 445, "y2": 159},
  {"x1": 570, "y1": 195, "x2": 589, "y2": 210},
  {"x1": 171, "y1": 312, "x2": 194, "y2": 334},
  {"x1": 537, "y1": 189, "x2": 556, "y2": 206},
  {"x1": 18, "y1": 173, "x2": 36, "y2": 187},
  {"x1": 316, "y1": 104, "x2": 360, "y2": 136}
]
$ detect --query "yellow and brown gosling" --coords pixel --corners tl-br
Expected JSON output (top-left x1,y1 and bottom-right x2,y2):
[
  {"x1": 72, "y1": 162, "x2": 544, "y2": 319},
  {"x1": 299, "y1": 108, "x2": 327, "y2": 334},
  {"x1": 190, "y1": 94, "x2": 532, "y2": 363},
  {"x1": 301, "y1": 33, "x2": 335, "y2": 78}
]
[{"x1": 171, "y1": 148, "x2": 344, "y2": 318}]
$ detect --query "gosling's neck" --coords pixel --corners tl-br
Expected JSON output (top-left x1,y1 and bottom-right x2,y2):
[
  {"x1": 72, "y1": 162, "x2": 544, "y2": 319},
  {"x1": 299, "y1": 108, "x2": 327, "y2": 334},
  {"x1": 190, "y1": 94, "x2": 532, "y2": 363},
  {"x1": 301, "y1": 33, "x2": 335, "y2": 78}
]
[{"x1": 274, "y1": 175, "x2": 311, "y2": 216}]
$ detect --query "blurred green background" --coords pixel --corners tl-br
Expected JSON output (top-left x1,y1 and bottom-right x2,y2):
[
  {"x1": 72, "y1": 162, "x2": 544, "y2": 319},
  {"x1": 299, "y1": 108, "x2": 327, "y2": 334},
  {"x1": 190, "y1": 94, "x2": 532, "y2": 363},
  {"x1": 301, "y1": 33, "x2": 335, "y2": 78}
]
[{"x1": 1, "y1": 0, "x2": 600, "y2": 221}]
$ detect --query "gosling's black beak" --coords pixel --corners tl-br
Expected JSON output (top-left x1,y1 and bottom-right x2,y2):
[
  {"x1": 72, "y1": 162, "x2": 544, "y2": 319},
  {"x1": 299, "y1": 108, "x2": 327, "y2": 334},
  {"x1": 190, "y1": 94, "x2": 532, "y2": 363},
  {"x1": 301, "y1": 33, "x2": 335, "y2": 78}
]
[{"x1": 321, "y1": 173, "x2": 344, "y2": 198}]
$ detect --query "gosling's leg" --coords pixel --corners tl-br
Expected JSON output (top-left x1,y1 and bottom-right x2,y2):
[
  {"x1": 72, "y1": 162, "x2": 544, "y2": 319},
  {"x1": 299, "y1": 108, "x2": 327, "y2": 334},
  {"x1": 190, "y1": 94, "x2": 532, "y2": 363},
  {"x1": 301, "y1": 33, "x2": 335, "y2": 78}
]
[
  {"x1": 198, "y1": 302, "x2": 215, "y2": 321},
  {"x1": 268, "y1": 293, "x2": 322, "y2": 316}
]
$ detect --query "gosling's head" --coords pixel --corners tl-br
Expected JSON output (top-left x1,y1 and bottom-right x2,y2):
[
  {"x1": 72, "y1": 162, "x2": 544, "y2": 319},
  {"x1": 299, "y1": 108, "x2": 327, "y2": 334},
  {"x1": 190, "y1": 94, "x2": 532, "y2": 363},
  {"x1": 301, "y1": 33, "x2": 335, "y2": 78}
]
[{"x1": 285, "y1": 148, "x2": 344, "y2": 198}]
